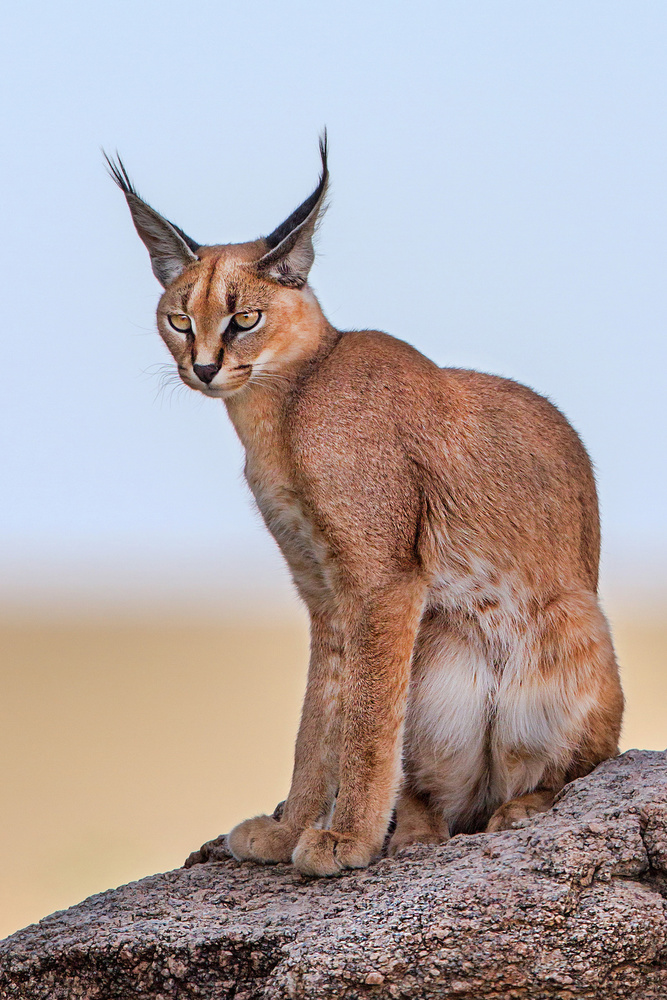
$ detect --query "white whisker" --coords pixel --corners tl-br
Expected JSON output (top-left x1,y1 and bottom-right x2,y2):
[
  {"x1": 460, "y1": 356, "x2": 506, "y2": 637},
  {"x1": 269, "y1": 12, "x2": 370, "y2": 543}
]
[{"x1": 144, "y1": 362, "x2": 189, "y2": 407}]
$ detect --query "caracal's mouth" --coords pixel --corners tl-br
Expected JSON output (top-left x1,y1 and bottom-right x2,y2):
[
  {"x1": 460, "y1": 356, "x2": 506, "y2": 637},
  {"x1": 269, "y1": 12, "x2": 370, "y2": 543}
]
[{"x1": 179, "y1": 367, "x2": 252, "y2": 398}]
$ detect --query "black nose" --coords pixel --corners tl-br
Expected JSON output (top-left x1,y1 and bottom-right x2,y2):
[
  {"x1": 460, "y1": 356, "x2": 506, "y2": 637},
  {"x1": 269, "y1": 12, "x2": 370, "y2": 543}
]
[{"x1": 193, "y1": 363, "x2": 220, "y2": 385}]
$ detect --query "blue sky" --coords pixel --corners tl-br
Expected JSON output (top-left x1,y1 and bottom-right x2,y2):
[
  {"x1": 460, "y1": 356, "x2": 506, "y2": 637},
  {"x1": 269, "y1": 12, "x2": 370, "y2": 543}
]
[{"x1": 2, "y1": 1, "x2": 666, "y2": 608}]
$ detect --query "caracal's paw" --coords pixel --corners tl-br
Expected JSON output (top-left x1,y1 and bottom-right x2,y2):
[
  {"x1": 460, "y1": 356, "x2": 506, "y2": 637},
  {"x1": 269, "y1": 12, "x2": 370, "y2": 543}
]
[
  {"x1": 386, "y1": 827, "x2": 449, "y2": 858},
  {"x1": 292, "y1": 828, "x2": 377, "y2": 877},
  {"x1": 486, "y1": 791, "x2": 555, "y2": 833},
  {"x1": 183, "y1": 833, "x2": 232, "y2": 868},
  {"x1": 227, "y1": 814, "x2": 300, "y2": 864}
]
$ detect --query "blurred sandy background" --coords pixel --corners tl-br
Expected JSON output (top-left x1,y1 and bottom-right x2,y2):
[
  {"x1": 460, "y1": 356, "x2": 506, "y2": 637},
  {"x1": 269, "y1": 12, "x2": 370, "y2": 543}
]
[
  {"x1": 0, "y1": 604, "x2": 308, "y2": 939},
  {"x1": 2, "y1": 0, "x2": 666, "y2": 940}
]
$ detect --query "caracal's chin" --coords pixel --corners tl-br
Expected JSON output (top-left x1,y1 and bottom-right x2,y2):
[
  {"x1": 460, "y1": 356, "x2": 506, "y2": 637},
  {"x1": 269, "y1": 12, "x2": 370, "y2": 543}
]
[{"x1": 179, "y1": 374, "x2": 251, "y2": 399}]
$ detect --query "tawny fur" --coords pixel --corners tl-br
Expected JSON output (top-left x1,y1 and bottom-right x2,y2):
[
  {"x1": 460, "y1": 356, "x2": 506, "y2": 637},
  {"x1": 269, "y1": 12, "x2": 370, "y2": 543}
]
[{"x1": 109, "y1": 143, "x2": 624, "y2": 877}]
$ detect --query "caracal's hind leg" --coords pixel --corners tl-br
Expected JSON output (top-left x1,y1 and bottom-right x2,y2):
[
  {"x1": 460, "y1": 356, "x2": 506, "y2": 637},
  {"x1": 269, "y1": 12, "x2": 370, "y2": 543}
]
[
  {"x1": 487, "y1": 588, "x2": 624, "y2": 834},
  {"x1": 386, "y1": 788, "x2": 450, "y2": 856},
  {"x1": 486, "y1": 789, "x2": 557, "y2": 832}
]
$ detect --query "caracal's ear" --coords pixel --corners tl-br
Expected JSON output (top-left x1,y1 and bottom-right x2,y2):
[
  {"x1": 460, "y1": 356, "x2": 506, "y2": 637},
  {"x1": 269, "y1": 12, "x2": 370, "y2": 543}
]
[
  {"x1": 104, "y1": 152, "x2": 200, "y2": 288},
  {"x1": 255, "y1": 132, "x2": 329, "y2": 288}
]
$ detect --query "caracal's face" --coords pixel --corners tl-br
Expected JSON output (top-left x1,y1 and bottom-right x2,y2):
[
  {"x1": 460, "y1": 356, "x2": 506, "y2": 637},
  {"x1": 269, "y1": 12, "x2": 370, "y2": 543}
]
[
  {"x1": 158, "y1": 244, "x2": 321, "y2": 399},
  {"x1": 107, "y1": 137, "x2": 329, "y2": 394}
]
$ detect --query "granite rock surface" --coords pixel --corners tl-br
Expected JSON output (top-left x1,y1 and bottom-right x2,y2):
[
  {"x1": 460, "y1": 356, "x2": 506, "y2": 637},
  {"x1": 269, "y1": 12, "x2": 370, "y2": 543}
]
[{"x1": 1, "y1": 749, "x2": 666, "y2": 999}]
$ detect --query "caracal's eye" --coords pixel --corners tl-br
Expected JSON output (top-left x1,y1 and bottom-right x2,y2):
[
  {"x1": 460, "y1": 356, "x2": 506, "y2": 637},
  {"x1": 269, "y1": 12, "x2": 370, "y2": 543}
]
[
  {"x1": 168, "y1": 313, "x2": 192, "y2": 333},
  {"x1": 232, "y1": 310, "x2": 261, "y2": 331}
]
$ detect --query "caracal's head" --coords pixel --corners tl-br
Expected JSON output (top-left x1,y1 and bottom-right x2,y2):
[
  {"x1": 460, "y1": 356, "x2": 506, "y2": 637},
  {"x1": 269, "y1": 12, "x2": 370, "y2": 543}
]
[{"x1": 107, "y1": 137, "x2": 328, "y2": 399}]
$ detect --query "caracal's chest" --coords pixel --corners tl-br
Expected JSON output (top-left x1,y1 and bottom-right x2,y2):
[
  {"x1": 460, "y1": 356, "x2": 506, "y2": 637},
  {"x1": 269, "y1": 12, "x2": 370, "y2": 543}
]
[{"x1": 244, "y1": 446, "x2": 335, "y2": 601}]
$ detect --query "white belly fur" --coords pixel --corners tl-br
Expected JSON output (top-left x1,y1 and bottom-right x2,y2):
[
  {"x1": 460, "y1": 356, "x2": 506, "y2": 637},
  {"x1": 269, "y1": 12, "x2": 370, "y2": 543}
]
[
  {"x1": 405, "y1": 625, "x2": 495, "y2": 830},
  {"x1": 405, "y1": 568, "x2": 599, "y2": 832}
]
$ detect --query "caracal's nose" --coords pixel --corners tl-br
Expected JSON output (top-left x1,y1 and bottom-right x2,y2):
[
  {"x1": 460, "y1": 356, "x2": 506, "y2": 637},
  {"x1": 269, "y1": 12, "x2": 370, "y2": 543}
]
[{"x1": 193, "y1": 362, "x2": 220, "y2": 385}]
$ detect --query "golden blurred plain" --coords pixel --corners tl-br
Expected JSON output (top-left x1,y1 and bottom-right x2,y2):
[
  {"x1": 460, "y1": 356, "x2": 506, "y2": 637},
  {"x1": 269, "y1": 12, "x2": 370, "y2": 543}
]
[{"x1": 1, "y1": 607, "x2": 665, "y2": 939}]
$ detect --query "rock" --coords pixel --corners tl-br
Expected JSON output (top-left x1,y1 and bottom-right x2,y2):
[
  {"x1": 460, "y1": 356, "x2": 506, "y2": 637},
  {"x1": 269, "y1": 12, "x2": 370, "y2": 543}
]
[{"x1": 1, "y1": 749, "x2": 666, "y2": 999}]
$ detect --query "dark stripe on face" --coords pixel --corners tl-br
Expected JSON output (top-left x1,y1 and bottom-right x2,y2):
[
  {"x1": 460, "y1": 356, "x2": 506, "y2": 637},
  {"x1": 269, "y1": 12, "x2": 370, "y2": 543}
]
[
  {"x1": 179, "y1": 284, "x2": 195, "y2": 310},
  {"x1": 204, "y1": 257, "x2": 219, "y2": 303},
  {"x1": 226, "y1": 286, "x2": 238, "y2": 314}
]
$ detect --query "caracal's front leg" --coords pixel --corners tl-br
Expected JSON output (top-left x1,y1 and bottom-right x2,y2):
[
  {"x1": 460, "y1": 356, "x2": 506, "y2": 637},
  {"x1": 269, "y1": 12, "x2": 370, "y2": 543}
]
[
  {"x1": 292, "y1": 580, "x2": 426, "y2": 876},
  {"x1": 227, "y1": 612, "x2": 343, "y2": 864}
]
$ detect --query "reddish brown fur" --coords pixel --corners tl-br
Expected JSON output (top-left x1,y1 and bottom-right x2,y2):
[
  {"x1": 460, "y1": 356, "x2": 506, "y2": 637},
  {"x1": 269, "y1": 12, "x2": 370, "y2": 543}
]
[{"x1": 115, "y1": 169, "x2": 623, "y2": 877}]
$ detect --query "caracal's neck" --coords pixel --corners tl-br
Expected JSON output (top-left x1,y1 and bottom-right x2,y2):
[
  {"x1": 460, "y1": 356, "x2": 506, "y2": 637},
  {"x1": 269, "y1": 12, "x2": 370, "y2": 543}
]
[{"x1": 224, "y1": 287, "x2": 339, "y2": 458}]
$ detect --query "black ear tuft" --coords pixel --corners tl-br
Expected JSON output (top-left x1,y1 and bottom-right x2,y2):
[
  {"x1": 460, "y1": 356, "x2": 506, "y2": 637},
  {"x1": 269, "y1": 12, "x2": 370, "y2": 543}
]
[
  {"x1": 263, "y1": 132, "x2": 328, "y2": 252},
  {"x1": 103, "y1": 151, "x2": 138, "y2": 199},
  {"x1": 104, "y1": 151, "x2": 200, "y2": 286},
  {"x1": 256, "y1": 131, "x2": 329, "y2": 288}
]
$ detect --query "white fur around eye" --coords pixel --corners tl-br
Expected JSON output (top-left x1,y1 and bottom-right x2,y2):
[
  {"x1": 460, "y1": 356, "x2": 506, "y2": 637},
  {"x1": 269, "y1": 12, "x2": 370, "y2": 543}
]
[
  {"x1": 232, "y1": 312, "x2": 265, "y2": 339},
  {"x1": 163, "y1": 313, "x2": 194, "y2": 338},
  {"x1": 234, "y1": 310, "x2": 260, "y2": 330},
  {"x1": 168, "y1": 313, "x2": 192, "y2": 333}
]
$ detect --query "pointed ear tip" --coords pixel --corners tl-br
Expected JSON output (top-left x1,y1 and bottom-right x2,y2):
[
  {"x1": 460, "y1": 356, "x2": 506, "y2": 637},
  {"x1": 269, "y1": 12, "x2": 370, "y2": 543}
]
[
  {"x1": 319, "y1": 130, "x2": 329, "y2": 164},
  {"x1": 103, "y1": 149, "x2": 137, "y2": 197},
  {"x1": 101, "y1": 147, "x2": 116, "y2": 175}
]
